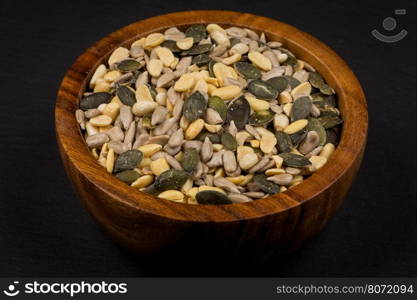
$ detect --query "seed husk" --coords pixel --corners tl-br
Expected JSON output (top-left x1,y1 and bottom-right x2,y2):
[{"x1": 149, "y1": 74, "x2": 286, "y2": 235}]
[
  {"x1": 307, "y1": 118, "x2": 327, "y2": 146},
  {"x1": 208, "y1": 96, "x2": 227, "y2": 120},
  {"x1": 182, "y1": 43, "x2": 212, "y2": 55},
  {"x1": 196, "y1": 190, "x2": 232, "y2": 205},
  {"x1": 192, "y1": 53, "x2": 211, "y2": 66},
  {"x1": 154, "y1": 169, "x2": 189, "y2": 191},
  {"x1": 185, "y1": 24, "x2": 207, "y2": 43},
  {"x1": 248, "y1": 109, "x2": 274, "y2": 125},
  {"x1": 234, "y1": 62, "x2": 261, "y2": 79},
  {"x1": 276, "y1": 131, "x2": 293, "y2": 153},
  {"x1": 183, "y1": 91, "x2": 207, "y2": 121},
  {"x1": 113, "y1": 149, "x2": 143, "y2": 173},
  {"x1": 116, "y1": 86, "x2": 136, "y2": 106},
  {"x1": 226, "y1": 96, "x2": 251, "y2": 130},
  {"x1": 221, "y1": 132, "x2": 238, "y2": 150},
  {"x1": 116, "y1": 59, "x2": 141, "y2": 72},
  {"x1": 181, "y1": 148, "x2": 199, "y2": 173},
  {"x1": 266, "y1": 76, "x2": 288, "y2": 93},
  {"x1": 247, "y1": 79, "x2": 278, "y2": 100},
  {"x1": 80, "y1": 92, "x2": 112, "y2": 110},
  {"x1": 291, "y1": 96, "x2": 312, "y2": 121},
  {"x1": 115, "y1": 170, "x2": 140, "y2": 184},
  {"x1": 279, "y1": 152, "x2": 311, "y2": 167},
  {"x1": 253, "y1": 174, "x2": 280, "y2": 194}
]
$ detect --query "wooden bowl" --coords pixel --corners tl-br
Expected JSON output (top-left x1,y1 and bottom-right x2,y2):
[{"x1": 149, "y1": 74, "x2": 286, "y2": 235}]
[{"x1": 55, "y1": 10, "x2": 368, "y2": 261}]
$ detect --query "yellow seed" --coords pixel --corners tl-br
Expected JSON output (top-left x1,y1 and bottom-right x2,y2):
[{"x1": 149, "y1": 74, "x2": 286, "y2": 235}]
[
  {"x1": 131, "y1": 38, "x2": 145, "y2": 48},
  {"x1": 265, "y1": 168, "x2": 286, "y2": 176},
  {"x1": 272, "y1": 155, "x2": 284, "y2": 168},
  {"x1": 213, "y1": 63, "x2": 238, "y2": 86},
  {"x1": 320, "y1": 143, "x2": 336, "y2": 159},
  {"x1": 245, "y1": 95, "x2": 270, "y2": 112},
  {"x1": 155, "y1": 46, "x2": 175, "y2": 67},
  {"x1": 136, "y1": 84, "x2": 154, "y2": 102},
  {"x1": 131, "y1": 175, "x2": 154, "y2": 188},
  {"x1": 308, "y1": 155, "x2": 328, "y2": 172},
  {"x1": 283, "y1": 103, "x2": 293, "y2": 116},
  {"x1": 185, "y1": 119, "x2": 204, "y2": 140},
  {"x1": 174, "y1": 73, "x2": 195, "y2": 92},
  {"x1": 205, "y1": 77, "x2": 219, "y2": 87},
  {"x1": 278, "y1": 91, "x2": 292, "y2": 104},
  {"x1": 102, "y1": 102, "x2": 121, "y2": 121},
  {"x1": 138, "y1": 157, "x2": 152, "y2": 168},
  {"x1": 186, "y1": 187, "x2": 199, "y2": 200},
  {"x1": 98, "y1": 125, "x2": 112, "y2": 133},
  {"x1": 188, "y1": 64, "x2": 200, "y2": 72},
  {"x1": 103, "y1": 70, "x2": 121, "y2": 83},
  {"x1": 204, "y1": 123, "x2": 222, "y2": 133},
  {"x1": 214, "y1": 167, "x2": 225, "y2": 178},
  {"x1": 250, "y1": 139, "x2": 260, "y2": 148},
  {"x1": 198, "y1": 186, "x2": 226, "y2": 194},
  {"x1": 94, "y1": 80, "x2": 111, "y2": 92},
  {"x1": 147, "y1": 59, "x2": 163, "y2": 77},
  {"x1": 158, "y1": 190, "x2": 184, "y2": 202},
  {"x1": 192, "y1": 79, "x2": 208, "y2": 94},
  {"x1": 248, "y1": 51, "x2": 272, "y2": 71},
  {"x1": 206, "y1": 23, "x2": 226, "y2": 33},
  {"x1": 291, "y1": 82, "x2": 312, "y2": 99},
  {"x1": 137, "y1": 144, "x2": 163, "y2": 157},
  {"x1": 210, "y1": 30, "x2": 230, "y2": 47},
  {"x1": 207, "y1": 83, "x2": 217, "y2": 95},
  {"x1": 98, "y1": 143, "x2": 108, "y2": 167},
  {"x1": 89, "y1": 115, "x2": 112, "y2": 127},
  {"x1": 290, "y1": 175, "x2": 303, "y2": 186},
  {"x1": 291, "y1": 148, "x2": 303, "y2": 156},
  {"x1": 86, "y1": 121, "x2": 98, "y2": 136},
  {"x1": 222, "y1": 53, "x2": 241, "y2": 65},
  {"x1": 150, "y1": 158, "x2": 170, "y2": 176},
  {"x1": 91, "y1": 148, "x2": 99, "y2": 159},
  {"x1": 236, "y1": 146, "x2": 254, "y2": 161},
  {"x1": 144, "y1": 33, "x2": 165, "y2": 49},
  {"x1": 260, "y1": 134, "x2": 277, "y2": 154},
  {"x1": 176, "y1": 37, "x2": 194, "y2": 50},
  {"x1": 212, "y1": 144, "x2": 224, "y2": 151},
  {"x1": 106, "y1": 149, "x2": 115, "y2": 173},
  {"x1": 211, "y1": 85, "x2": 242, "y2": 100},
  {"x1": 187, "y1": 197, "x2": 198, "y2": 205},
  {"x1": 280, "y1": 186, "x2": 288, "y2": 192},
  {"x1": 108, "y1": 47, "x2": 129, "y2": 66},
  {"x1": 236, "y1": 131, "x2": 251, "y2": 146},
  {"x1": 174, "y1": 151, "x2": 183, "y2": 161},
  {"x1": 226, "y1": 176, "x2": 246, "y2": 185},
  {"x1": 110, "y1": 95, "x2": 123, "y2": 106},
  {"x1": 283, "y1": 119, "x2": 308, "y2": 134},
  {"x1": 89, "y1": 64, "x2": 107, "y2": 88},
  {"x1": 240, "y1": 174, "x2": 254, "y2": 186},
  {"x1": 181, "y1": 178, "x2": 193, "y2": 194}
]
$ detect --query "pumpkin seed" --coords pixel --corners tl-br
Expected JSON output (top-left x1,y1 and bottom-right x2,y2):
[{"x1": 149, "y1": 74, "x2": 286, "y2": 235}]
[
  {"x1": 208, "y1": 96, "x2": 227, "y2": 120},
  {"x1": 192, "y1": 54, "x2": 210, "y2": 66},
  {"x1": 226, "y1": 96, "x2": 251, "y2": 130},
  {"x1": 289, "y1": 128, "x2": 307, "y2": 146},
  {"x1": 291, "y1": 96, "x2": 312, "y2": 121},
  {"x1": 116, "y1": 86, "x2": 136, "y2": 106},
  {"x1": 185, "y1": 24, "x2": 207, "y2": 43},
  {"x1": 181, "y1": 148, "x2": 199, "y2": 173},
  {"x1": 80, "y1": 92, "x2": 111, "y2": 110},
  {"x1": 247, "y1": 79, "x2": 278, "y2": 100},
  {"x1": 308, "y1": 72, "x2": 324, "y2": 88},
  {"x1": 196, "y1": 190, "x2": 232, "y2": 205},
  {"x1": 116, "y1": 59, "x2": 141, "y2": 72},
  {"x1": 196, "y1": 132, "x2": 221, "y2": 144},
  {"x1": 154, "y1": 169, "x2": 189, "y2": 191},
  {"x1": 248, "y1": 110, "x2": 274, "y2": 125},
  {"x1": 142, "y1": 184, "x2": 161, "y2": 196},
  {"x1": 283, "y1": 75, "x2": 301, "y2": 89},
  {"x1": 307, "y1": 118, "x2": 327, "y2": 146},
  {"x1": 319, "y1": 83, "x2": 334, "y2": 95},
  {"x1": 221, "y1": 132, "x2": 238, "y2": 150},
  {"x1": 325, "y1": 128, "x2": 339, "y2": 145},
  {"x1": 115, "y1": 170, "x2": 140, "y2": 184},
  {"x1": 183, "y1": 91, "x2": 207, "y2": 121},
  {"x1": 182, "y1": 43, "x2": 212, "y2": 56},
  {"x1": 234, "y1": 62, "x2": 261, "y2": 79},
  {"x1": 279, "y1": 153, "x2": 311, "y2": 167},
  {"x1": 318, "y1": 113, "x2": 343, "y2": 129},
  {"x1": 114, "y1": 149, "x2": 143, "y2": 173},
  {"x1": 230, "y1": 37, "x2": 240, "y2": 47},
  {"x1": 276, "y1": 131, "x2": 293, "y2": 153},
  {"x1": 208, "y1": 59, "x2": 216, "y2": 77},
  {"x1": 253, "y1": 174, "x2": 280, "y2": 194},
  {"x1": 282, "y1": 55, "x2": 298, "y2": 66},
  {"x1": 161, "y1": 40, "x2": 181, "y2": 53},
  {"x1": 266, "y1": 76, "x2": 288, "y2": 93}
]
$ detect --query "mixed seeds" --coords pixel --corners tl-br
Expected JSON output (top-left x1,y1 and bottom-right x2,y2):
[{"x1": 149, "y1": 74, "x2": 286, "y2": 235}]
[{"x1": 76, "y1": 24, "x2": 342, "y2": 205}]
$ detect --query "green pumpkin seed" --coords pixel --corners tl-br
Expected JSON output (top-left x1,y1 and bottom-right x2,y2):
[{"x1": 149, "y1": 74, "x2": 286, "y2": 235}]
[
  {"x1": 116, "y1": 86, "x2": 136, "y2": 106},
  {"x1": 196, "y1": 132, "x2": 221, "y2": 144},
  {"x1": 226, "y1": 96, "x2": 251, "y2": 130},
  {"x1": 290, "y1": 129, "x2": 307, "y2": 146},
  {"x1": 154, "y1": 169, "x2": 189, "y2": 191},
  {"x1": 192, "y1": 54, "x2": 211, "y2": 67},
  {"x1": 221, "y1": 132, "x2": 238, "y2": 150},
  {"x1": 279, "y1": 153, "x2": 311, "y2": 167},
  {"x1": 208, "y1": 60, "x2": 216, "y2": 77},
  {"x1": 325, "y1": 128, "x2": 339, "y2": 145},
  {"x1": 230, "y1": 37, "x2": 240, "y2": 47},
  {"x1": 319, "y1": 83, "x2": 334, "y2": 95},
  {"x1": 266, "y1": 76, "x2": 288, "y2": 93},
  {"x1": 308, "y1": 72, "x2": 324, "y2": 88},
  {"x1": 147, "y1": 84, "x2": 157, "y2": 99},
  {"x1": 290, "y1": 96, "x2": 312, "y2": 121},
  {"x1": 115, "y1": 170, "x2": 140, "y2": 184},
  {"x1": 196, "y1": 190, "x2": 232, "y2": 205},
  {"x1": 116, "y1": 59, "x2": 141, "y2": 72},
  {"x1": 276, "y1": 131, "x2": 293, "y2": 153},
  {"x1": 80, "y1": 92, "x2": 111, "y2": 110},
  {"x1": 185, "y1": 24, "x2": 207, "y2": 43},
  {"x1": 183, "y1": 91, "x2": 207, "y2": 121},
  {"x1": 312, "y1": 93, "x2": 336, "y2": 109},
  {"x1": 318, "y1": 114, "x2": 343, "y2": 129},
  {"x1": 142, "y1": 183, "x2": 160, "y2": 196},
  {"x1": 248, "y1": 110, "x2": 274, "y2": 125},
  {"x1": 283, "y1": 75, "x2": 301, "y2": 89},
  {"x1": 282, "y1": 55, "x2": 298, "y2": 66},
  {"x1": 234, "y1": 62, "x2": 261, "y2": 79},
  {"x1": 253, "y1": 174, "x2": 280, "y2": 194},
  {"x1": 113, "y1": 150, "x2": 143, "y2": 173},
  {"x1": 208, "y1": 96, "x2": 227, "y2": 120},
  {"x1": 307, "y1": 118, "x2": 327, "y2": 146},
  {"x1": 182, "y1": 43, "x2": 212, "y2": 56},
  {"x1": 181, "y1": 148, "x2": 199, "y2": 173},
  {"x1": 162, "y1": 40, "x2": 181, "y2": 53},
  {"x1": 247, "y1": 79, "x2": 278, "y2": 100}
]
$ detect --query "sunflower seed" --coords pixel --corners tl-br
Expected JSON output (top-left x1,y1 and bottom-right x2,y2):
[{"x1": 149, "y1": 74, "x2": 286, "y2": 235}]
[
  {"x1": 223, "y1": 150, "x2": 237, "y2": 173},
  {"x1": 201, "y1": 137, "x2": 213, "y2": 163},
  {"x1": 267, "y1": 173, "x2": 293, "y2": 186}
]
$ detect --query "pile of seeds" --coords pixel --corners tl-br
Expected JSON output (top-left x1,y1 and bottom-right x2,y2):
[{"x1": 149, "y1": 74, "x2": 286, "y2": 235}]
[{"x1": 75, "y1": 24, "x2": 343, "y2": 205}]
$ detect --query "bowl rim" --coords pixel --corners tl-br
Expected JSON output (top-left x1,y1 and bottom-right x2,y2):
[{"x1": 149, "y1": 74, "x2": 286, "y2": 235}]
[{"x1": 55, "y1": 10, "x2": 368, "y2": 223}]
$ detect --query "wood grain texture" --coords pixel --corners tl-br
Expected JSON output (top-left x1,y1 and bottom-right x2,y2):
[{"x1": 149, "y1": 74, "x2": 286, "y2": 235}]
[{"x1": 55, "y1": 10, "x2": 368, "y2": 259}]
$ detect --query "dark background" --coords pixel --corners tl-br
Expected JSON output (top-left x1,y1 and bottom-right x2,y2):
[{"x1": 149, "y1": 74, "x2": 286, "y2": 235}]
[{"x1": 0, "y1": 0, "x2": 415, "y2": 277}]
